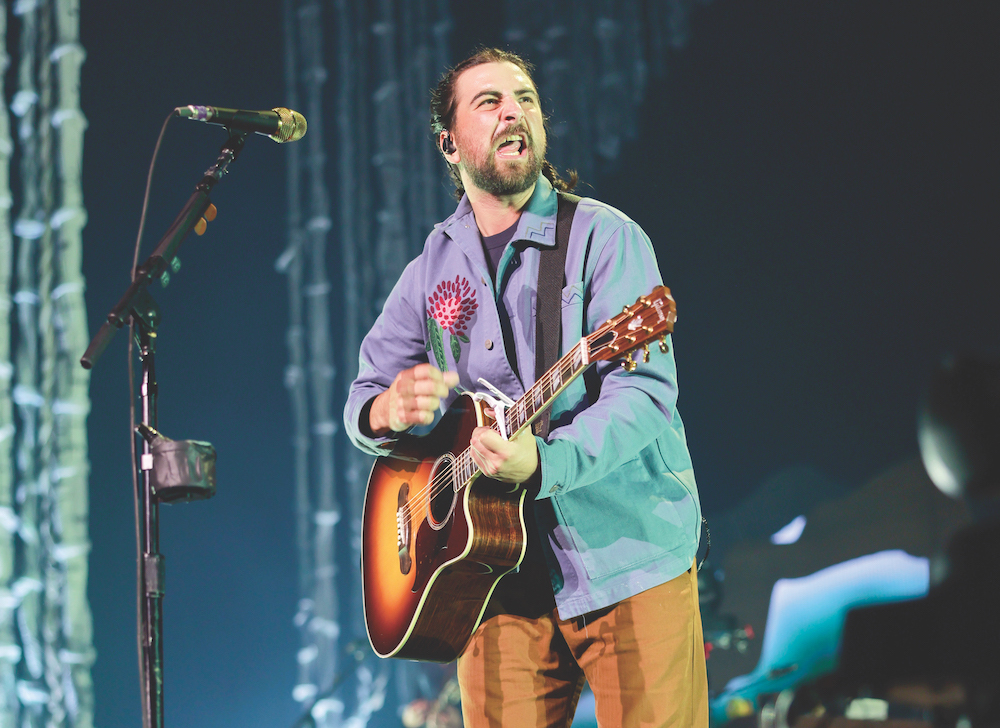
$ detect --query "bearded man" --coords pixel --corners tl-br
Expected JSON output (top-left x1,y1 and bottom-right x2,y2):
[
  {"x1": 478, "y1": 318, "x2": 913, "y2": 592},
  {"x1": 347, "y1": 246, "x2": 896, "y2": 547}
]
[{"x1": 345, "y1": 47, "x2": 707, "y2": 728}]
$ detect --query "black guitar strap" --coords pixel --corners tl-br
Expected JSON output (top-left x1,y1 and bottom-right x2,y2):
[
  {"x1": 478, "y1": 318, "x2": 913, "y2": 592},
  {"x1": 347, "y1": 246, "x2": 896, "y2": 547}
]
[{"x1": 533, "y1": 192, "x2": 580, "y2": 438}]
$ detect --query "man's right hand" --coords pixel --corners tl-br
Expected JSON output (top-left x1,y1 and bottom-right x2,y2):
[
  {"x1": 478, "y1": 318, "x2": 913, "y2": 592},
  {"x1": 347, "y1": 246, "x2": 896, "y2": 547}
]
[{"x1": 368, "y1": 364, "x2": 460, "y2": 436}]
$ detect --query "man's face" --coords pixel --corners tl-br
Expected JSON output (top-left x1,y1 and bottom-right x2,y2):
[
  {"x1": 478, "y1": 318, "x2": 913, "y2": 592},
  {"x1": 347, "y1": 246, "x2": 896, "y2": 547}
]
[{"x1": 446, "y1": 60, "x2": 547, "y2": 198}]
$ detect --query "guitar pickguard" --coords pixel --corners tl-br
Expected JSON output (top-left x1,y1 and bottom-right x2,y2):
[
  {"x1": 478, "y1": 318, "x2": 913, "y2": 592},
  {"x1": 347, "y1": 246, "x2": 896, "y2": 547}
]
[{"x1": 411, "y1": 512, "x2": 453, "y2": 595}]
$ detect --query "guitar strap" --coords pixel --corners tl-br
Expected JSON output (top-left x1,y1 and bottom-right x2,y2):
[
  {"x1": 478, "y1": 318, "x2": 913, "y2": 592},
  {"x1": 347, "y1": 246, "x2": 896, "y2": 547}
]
[{"x1": 533, "y1": 192, "x2": 580, "y2": 438}]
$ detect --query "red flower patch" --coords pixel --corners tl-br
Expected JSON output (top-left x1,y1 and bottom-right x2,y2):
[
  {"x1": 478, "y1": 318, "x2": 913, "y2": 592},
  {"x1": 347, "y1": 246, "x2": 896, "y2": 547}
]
[
  {"x1": 426, "y1": 276, "x2": 479, "y2": 368},
  {"x1": 428, "y1": 276, "x2": 477, "y2": 337}
]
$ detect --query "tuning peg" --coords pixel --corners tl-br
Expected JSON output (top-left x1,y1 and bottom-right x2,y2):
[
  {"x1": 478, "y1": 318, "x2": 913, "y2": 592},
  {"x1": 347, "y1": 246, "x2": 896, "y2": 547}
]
[
  {"x1": 658, "y1": 335, "x2": 669, "y2": 354},
  {"x1": 642, "y1": 344, "x2": 650, "y2": 363},
  {"x1": 621, "y1": 352, "x2": 637, "y2": 372}
]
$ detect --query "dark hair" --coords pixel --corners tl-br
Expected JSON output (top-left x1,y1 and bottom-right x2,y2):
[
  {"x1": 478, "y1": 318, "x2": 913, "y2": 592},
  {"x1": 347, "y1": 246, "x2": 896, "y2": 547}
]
[{"x1": 430, "y1": 47, "x2": 578, "y2": 200}]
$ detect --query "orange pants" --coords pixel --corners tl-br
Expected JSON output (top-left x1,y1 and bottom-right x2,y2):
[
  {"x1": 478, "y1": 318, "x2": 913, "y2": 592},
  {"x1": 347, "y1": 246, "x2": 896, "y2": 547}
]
[{"x1": 457, "y1": 565, "x2": 709, "y2": 728}]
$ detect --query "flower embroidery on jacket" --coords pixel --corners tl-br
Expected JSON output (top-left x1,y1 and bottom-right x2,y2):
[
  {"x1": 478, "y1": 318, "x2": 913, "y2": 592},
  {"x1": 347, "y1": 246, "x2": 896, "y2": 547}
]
[{"x1": 427, "y1": 275, "x2": 478, "y2": 368}]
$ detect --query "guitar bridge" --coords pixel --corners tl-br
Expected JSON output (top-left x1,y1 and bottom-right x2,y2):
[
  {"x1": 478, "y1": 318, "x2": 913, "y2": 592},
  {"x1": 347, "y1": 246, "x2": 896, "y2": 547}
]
[{"x1": 396, "y1": 483, "x2": 412, "y2": 575}]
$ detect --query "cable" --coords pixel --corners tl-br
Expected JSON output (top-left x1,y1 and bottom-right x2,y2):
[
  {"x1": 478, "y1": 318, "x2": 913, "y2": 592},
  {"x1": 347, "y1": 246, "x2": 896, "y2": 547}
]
[{"x1": 698, "y1": 516, "x2": 711, "y2": 572}]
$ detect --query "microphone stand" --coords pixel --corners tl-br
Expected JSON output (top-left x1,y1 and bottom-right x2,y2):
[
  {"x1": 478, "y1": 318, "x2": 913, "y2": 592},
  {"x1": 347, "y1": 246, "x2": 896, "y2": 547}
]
[{"x1": 82, "y1": 131, "x2": 248, "y2": 728}]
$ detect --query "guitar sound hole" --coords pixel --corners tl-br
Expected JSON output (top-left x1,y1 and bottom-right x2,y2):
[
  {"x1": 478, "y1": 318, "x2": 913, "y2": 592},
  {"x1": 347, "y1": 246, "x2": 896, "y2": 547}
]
[{"x1": 427, "y1": 453, "x2": 457, "y2": 530}]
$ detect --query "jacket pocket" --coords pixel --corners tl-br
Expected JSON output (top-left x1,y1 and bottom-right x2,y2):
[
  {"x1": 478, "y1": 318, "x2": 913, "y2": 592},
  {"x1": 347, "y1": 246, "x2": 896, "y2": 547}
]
[{"x1": 550, "y1": 456, "x2": 693, "y2": 580}]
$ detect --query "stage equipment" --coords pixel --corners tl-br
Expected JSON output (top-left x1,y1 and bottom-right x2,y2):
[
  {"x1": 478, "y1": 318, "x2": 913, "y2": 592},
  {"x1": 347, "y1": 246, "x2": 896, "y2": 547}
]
[
  {"x1": 80, "y1": 121, "x2": 279, "y2": 728},
  {"x1": 713, "y1": 355, "x2": 1000, "y2": 727},
  {"x1": 699, "y1": 562, "x2": 755, "y2": 661},
  {"x1": 810, "y1": 355, "x2": 1000, "y2": 726},
  {"x1": 808, "y1": 356, "x2": 1000, "y2": 726},
  {"x1": 137, "y1": 425, "x2": 216, "y2": 504},
  {"x1": 175, "y1": 105, "x2": 307, "y2": 144},
  {"x1": 709, "y1": 550, "x2": 931, "y2": 726}
]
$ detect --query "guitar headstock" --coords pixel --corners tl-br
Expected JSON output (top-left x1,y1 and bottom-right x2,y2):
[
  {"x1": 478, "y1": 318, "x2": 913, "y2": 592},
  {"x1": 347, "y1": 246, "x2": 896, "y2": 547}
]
[{"x1": 586, "y1": 286, "x2": 677, "y2": 371}]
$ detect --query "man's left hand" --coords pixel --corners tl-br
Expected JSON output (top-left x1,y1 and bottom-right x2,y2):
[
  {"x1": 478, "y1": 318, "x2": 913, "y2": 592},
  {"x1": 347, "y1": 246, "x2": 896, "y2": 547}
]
[{"x1": 469, "y1": 426, "x2": 539, "y2": 484}]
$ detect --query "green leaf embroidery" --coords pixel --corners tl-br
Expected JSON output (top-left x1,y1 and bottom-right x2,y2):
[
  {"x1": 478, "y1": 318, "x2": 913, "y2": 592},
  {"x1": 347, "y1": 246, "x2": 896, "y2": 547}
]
[
  {"x1": 450, "y1": 333, "x2": 462, "y2": 363},
  {"x1": 456, "y1": 333, "x2": 470, "y2": 344},
  {"x1": 427, "y1": 318, "x2": 447, "y2": 370}
]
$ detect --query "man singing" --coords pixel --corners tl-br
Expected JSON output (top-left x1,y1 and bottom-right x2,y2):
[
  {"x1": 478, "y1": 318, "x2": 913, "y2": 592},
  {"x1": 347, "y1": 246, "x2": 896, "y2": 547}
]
[{"x1": 345, "y1": 48, "x2": 707, "y2": 727}]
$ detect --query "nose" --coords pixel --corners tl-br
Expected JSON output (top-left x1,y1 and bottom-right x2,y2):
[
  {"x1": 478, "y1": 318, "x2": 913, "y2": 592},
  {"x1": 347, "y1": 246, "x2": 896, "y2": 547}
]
[{"x1": 499, "y1": 95, "x2": 524, "y2": 122}]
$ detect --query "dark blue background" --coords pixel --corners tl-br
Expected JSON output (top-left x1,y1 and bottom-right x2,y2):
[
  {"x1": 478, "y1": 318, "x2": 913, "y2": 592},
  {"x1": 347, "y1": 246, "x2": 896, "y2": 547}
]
[{"x1": 79, "y1": 2, "x2": 998, "y2": 726}]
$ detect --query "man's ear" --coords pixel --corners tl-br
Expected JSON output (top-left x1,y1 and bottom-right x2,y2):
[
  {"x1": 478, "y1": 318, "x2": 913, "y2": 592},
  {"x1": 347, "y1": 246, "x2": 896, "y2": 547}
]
[{"x1": 440, "y1": 131, "x2": 459, "y2": 163}]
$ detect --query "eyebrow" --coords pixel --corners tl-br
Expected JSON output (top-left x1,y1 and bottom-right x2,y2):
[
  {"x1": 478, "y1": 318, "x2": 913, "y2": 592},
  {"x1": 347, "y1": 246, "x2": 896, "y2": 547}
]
[{"x1": 469, "y1": 88, "x2": 539, "y2": 104}]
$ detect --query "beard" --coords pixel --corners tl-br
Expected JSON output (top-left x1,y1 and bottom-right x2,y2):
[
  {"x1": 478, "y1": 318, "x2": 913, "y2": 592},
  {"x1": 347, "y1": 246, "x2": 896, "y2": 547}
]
[{"x1": 460, "y1": 131, "x2": 545, "y2": 197}]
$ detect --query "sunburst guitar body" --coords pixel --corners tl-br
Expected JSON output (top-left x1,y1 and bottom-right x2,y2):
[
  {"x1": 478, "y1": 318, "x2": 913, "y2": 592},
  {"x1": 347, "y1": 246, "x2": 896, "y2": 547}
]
[{"x1": 363, "y1": 395, "x2": 527, "y2": 662}]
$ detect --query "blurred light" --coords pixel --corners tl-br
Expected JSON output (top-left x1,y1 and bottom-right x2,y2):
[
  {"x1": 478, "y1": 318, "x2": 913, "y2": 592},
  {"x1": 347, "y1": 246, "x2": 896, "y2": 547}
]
[
  {"x1": 291, "y1": 683, "x2": 317, "y2": 702},
  {"x1": 918, "y1": 426, "x2": 961, "y2": 498},
  {"x1": 726, "y1": 697, "x2": 754, "y2": 719},
  {"x1": 770, "y1": 515, "x2": 806, "y2": 545},
  {"x1": 845, "y1": 698, "x2": 889, "y2": 720},
  {"x1": 918, "y1": 354, "x2": 1000, "y2": 500}
]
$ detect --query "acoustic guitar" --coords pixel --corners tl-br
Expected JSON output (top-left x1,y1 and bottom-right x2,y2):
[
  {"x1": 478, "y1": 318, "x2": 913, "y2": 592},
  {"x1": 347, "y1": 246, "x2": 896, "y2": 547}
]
[{"x1": 362, "y1": 286, "x2": 677, "y2": 662}]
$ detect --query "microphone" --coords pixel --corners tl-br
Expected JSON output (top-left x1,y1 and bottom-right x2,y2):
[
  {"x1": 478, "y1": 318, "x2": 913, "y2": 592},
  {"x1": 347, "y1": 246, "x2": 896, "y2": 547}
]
[{"x1": 175, "y1": 105, "x2": 307, "y2": 143}]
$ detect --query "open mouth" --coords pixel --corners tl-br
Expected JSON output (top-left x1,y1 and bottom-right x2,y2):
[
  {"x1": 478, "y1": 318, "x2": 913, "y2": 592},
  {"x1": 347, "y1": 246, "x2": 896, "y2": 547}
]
[{"x1": 495, "y1": 134, "x2": 527, "y2": 158}]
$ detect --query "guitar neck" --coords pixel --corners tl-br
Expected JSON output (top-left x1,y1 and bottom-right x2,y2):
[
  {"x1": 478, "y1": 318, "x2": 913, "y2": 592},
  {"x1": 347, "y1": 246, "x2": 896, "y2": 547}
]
[{"x1": 505, "y1": 340, "x2": 590, "y2": 437}]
